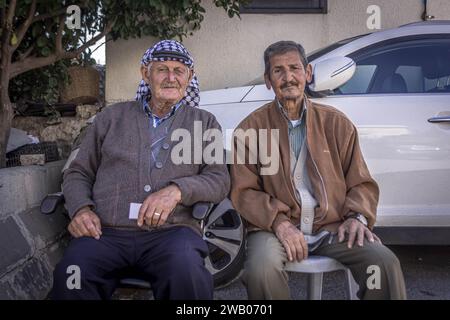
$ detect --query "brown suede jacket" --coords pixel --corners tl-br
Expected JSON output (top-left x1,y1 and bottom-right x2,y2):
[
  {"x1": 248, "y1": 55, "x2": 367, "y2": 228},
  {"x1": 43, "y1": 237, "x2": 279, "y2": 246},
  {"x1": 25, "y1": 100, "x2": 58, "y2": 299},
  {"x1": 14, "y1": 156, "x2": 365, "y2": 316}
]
[{"x1": 230, "y1": 97, "x2": 379, "y2": 233}]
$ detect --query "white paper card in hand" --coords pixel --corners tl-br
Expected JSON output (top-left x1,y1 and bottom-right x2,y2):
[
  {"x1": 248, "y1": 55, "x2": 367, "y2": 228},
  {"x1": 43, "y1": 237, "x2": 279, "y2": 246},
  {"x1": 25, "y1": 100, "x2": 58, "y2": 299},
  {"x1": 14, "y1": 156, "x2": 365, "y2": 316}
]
[{"x1": 129, "y1": 202, "x2": 142, "y2": 220}]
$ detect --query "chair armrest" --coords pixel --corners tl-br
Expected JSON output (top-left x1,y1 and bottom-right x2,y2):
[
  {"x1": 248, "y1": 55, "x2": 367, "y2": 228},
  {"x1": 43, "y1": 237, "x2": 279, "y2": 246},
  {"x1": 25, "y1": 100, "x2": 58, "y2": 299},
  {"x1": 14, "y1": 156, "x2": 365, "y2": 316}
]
[
  {"x1": 192, "y1": 202, "x2": 214, "y2": 220},
  {"x1": 40, "y1": 192, "x2": 65, "y2": 215}
]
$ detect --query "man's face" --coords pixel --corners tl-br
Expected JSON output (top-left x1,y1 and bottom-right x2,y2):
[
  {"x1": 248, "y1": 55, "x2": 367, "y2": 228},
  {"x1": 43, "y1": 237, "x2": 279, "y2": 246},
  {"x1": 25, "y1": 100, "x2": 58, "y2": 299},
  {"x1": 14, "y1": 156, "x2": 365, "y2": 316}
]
[
  {"x1": 264, "y1": 50, "x2": 312, "y2": 103},
  {"x1": 141, "y1": 60, "x2": 192, "y2": 106}
]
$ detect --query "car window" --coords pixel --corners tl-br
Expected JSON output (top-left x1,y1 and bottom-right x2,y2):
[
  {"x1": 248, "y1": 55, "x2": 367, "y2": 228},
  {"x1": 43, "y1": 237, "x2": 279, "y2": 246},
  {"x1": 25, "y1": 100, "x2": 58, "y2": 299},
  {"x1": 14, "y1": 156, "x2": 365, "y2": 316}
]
[
  {"x1": 330, "y1": 38, "x2": 450, "y2": 95},
  {"x1": 338, "y1": 65, "x2": 377, "y2": 94},
  {"x1": 395, "y1": 66, "x2": 423, "y2": 93}
]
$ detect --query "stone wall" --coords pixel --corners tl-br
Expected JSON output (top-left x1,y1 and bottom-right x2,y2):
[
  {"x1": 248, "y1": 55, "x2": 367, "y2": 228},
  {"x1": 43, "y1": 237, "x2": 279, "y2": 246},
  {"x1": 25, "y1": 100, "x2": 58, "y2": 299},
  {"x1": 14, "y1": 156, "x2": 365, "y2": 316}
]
[
  {"x1": 12, "y1": 104, "x2": 100, "y2": 159},
  {"x1": 0, "y1": 160, "x2": 69, "y2": 299}
]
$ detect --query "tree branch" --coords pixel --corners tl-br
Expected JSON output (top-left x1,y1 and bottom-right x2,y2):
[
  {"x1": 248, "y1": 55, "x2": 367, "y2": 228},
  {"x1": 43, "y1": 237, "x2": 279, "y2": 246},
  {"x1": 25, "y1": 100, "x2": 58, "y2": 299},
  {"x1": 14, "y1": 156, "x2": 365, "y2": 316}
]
[
  {"x1": 1, "y1": 0, "x2": 16, "y2": 73},
  {"x1": 1, "y1": 0, "x2": 16, "y2": 110},
  {"x1": 11, "y1": 0, "x2": 37, "y2": 52},
  {"x1": 55, "y1": 15, "x2": 65, "y2": 54},
  {"x1": 9, "y1": 20, "x2": 115, "y2": 79},
  {"x1": 90, "y1": 38, "x2": 112, "y2": 55},
  {"x1": 31, "y1": 7, "x2": 68, "y2": 23},
  {"x1": 71, "y1": 21, "x2": 114, "y2": 57},
  {"x1": 6, "y1": 0, "x2": 17, "y2": 28},
  {"x1": 2, "y1": 0, "x2": 17, "y2": 47},
  {"x1": 18, "y1": 44, "x2": 35, "y2": 61},
  {"x1": 0, "y1": 7, "x2": 6, "y2": 62},
  {"x1": 1, "y1": 7, "x2": 6, "y2": 29},
  {"x1": 9, "y1": 55, "x2": 58, "y2": 79},
  {"x1": 31, "y1": 3, "x2": 89, "y2": 24}
]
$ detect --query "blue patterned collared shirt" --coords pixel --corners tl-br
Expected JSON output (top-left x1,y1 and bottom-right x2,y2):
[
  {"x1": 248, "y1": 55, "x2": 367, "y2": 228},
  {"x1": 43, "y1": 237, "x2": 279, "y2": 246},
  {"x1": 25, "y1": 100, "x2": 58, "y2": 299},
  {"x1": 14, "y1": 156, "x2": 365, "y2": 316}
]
[{"x1": 142, "y1": 99, "x2": 182, "y2": 128}]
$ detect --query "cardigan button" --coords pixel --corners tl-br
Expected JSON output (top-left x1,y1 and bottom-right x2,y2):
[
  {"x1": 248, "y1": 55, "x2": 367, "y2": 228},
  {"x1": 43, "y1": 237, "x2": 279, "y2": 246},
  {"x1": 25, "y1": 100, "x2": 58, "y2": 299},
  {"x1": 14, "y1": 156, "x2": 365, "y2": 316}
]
[
  {"x1": 303, "y1": 217, "x2": 310, "y2": 224},
  {"x1": 155, "y1": 162, "x2": 163, "y2": 169},
  {"x1": 162, "y1": 143, "x2": 170, "y2": 150},
  {"x1": 144, "y1": 185, "x2": 151, "y2": 192}
]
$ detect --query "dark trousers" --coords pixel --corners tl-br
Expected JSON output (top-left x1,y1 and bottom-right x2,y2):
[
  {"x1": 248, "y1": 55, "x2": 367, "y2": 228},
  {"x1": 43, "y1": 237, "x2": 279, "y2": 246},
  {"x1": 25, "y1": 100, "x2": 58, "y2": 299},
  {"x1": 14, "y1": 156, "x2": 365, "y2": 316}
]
[{"x1": 52, "y1": 226, "x2": 213, "y2": 300}]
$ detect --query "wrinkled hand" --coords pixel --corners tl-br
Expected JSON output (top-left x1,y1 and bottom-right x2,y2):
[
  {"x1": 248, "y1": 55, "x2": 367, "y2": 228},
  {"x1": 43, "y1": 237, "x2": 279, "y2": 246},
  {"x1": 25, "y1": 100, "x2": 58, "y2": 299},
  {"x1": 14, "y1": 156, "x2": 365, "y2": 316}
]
[
  {"x1": 137, "y1": 184, "x2": 182, "y2": 228},
  {"x1": 274, "y1": 220, "x2": 308, "y2": 262},
  {"x1": 338, "y1": 218, "x2": 381, "y2": 248},
  {"x1": 68, "y1": 206, "x2": 102, "y2": 240}
]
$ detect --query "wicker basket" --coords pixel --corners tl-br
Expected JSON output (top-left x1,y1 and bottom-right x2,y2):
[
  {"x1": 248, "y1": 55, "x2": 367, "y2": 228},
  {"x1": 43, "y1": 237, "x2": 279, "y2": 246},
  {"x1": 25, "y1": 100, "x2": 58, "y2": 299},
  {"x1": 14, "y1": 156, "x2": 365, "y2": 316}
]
[{"x1": 60, "y1": 66, "x2": 100, "y2": 105}]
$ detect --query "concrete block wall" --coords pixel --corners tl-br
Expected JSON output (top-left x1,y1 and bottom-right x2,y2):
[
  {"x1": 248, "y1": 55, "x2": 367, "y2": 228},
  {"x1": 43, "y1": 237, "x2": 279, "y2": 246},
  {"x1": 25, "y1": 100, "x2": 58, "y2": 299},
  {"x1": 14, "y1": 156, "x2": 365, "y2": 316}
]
[{"x1": 0, "y1": 160, "x2": 69, "y2": 299}]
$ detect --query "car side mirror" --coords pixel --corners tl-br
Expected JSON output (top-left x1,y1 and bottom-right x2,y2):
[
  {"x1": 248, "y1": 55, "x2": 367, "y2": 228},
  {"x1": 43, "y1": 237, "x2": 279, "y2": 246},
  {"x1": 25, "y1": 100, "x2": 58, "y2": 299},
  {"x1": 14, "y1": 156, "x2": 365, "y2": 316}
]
[{"x1": 308, "y1": 56, "x2": 356, "y2": 93}]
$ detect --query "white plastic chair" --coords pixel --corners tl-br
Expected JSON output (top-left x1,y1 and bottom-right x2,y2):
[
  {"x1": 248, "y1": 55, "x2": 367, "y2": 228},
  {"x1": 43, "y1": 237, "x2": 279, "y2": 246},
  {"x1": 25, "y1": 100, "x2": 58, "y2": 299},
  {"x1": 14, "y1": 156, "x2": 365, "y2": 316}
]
[{"x1": 285, "y1": 255, "x2": 359, "y2": 300}]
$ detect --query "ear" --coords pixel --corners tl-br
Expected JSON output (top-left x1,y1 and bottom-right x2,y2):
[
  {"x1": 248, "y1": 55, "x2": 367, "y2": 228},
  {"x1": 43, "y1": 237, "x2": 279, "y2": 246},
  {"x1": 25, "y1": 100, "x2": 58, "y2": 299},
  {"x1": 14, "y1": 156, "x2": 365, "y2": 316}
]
[
  {"x1": 305, "y1": 64, "x2": 313, "y2": 83},
  {"x1": 140, "y1": 65, "x2": 150, "y2": 83},
  {"x1": 264, "y1": 74, "x2": 272, "y2": 90},
  {"x1": 188, "y1": 67, "x2": 194, "y2": 83}
]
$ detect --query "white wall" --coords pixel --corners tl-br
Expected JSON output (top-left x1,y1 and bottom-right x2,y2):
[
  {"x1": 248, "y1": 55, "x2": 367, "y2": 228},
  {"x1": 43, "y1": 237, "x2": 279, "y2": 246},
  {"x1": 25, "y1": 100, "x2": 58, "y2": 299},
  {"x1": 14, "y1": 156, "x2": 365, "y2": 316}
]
[{"x1": 106, "y1": 0, "x2": 450, "y2": 102}]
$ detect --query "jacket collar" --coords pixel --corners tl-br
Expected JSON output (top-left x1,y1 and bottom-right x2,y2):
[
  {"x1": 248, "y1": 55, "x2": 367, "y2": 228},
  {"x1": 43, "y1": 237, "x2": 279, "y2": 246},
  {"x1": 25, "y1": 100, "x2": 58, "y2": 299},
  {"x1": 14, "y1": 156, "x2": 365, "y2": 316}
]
[{"x1": 276, "y1": 97, "x2": 307, "y2": 123}]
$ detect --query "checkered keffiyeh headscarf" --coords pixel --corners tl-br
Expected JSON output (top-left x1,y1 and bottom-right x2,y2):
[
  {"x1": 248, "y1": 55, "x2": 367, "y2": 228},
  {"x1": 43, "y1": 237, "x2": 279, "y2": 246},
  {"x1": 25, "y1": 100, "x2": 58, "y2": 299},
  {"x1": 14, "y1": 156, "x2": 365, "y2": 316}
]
[{"x1": 135, "y1": 40, "x2": 200, "y2": 108}]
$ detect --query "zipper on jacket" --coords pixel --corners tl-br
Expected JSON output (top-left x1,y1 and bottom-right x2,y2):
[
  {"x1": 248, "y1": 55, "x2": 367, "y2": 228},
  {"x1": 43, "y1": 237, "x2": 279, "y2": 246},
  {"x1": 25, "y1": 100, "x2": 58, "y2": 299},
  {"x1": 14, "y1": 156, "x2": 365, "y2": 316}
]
[
  {"x1": 285, "y1": 125, "x2": 301, "y2": 210},
  {"x1": 305, "y1": 130, "x2": 329, "y2": 219},
  {"x1": 303, "y1": 99, "x2": 329, "y2": 216}
]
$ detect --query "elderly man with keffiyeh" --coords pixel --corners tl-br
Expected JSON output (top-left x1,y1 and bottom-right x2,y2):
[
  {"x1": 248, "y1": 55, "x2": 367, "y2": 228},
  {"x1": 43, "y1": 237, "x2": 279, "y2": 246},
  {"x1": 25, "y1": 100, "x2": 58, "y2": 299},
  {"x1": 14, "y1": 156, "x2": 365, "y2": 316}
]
[{"x1": 51, "y1": 40, "x2": 230, "y2": 300}]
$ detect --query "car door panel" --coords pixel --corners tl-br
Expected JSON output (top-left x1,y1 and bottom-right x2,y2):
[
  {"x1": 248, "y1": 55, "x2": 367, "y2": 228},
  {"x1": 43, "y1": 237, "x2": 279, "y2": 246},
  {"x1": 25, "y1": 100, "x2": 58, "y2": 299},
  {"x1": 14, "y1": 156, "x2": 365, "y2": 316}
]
[{"x1": 316, "y1": 93, "x2": 450, "y2": 227}]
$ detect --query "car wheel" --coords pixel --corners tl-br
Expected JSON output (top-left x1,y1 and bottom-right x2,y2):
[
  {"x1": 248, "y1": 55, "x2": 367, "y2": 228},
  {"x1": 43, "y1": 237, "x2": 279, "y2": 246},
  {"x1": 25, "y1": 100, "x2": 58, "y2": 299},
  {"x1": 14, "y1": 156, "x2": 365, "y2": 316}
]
[{"x1": 202, "y1": 198, "x2": 246, "y2": 289}]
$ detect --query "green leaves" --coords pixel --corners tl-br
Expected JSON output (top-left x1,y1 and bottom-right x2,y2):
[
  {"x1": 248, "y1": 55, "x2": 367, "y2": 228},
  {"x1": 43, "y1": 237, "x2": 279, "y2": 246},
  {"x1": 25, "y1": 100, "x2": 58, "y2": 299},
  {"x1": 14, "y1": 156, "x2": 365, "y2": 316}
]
[
  {"x1": 213, "y1": 0, "x2": 247, "y2": 19},
  {"x1": 48, "y1": 77, "x2": 58, "y2": 87},
  {"x1": 32, "y1": 24, "x2": 43, "y2": 38},
  {"x1": 9, "y1": 60, "x2": 70, "y2": 106},
  {"x1": 7, "y1": 0, "x2": 244, "y2": 107},
  {"x1": 105, "y1": 0, "x2": 242, "y2": 40},
  {"x1": 36, "y1": 36, "x2": 48, "y2": 48},
  {"x1": 40, "y1": 47, "x2": 51, "y2": 56}
]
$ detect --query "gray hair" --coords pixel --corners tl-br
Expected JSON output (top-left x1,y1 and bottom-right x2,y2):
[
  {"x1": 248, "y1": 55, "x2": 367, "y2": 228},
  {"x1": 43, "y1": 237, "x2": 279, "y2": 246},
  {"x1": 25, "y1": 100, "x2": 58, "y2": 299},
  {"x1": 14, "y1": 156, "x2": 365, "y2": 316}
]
[{"x1": 264, "y1": 41, "x2": 308, "y2": 76}]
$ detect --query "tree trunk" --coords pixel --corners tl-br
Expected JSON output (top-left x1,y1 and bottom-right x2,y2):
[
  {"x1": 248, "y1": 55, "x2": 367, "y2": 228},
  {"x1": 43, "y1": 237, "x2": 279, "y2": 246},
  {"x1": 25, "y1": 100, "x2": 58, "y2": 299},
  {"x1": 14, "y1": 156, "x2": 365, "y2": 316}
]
[
  {"x1": 0, "y1": 49, "x2": 13, "y2": 168},
  {"x1": 0, "y1": 83, "x2": 13, "y2": 168}
]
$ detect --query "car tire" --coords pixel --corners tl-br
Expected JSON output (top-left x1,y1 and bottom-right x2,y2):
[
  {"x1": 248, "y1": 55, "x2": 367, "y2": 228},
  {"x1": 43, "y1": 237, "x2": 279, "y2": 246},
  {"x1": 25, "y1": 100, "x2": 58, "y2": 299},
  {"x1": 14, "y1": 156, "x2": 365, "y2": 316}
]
[{"x1": 202, "y1": 198, "x2": 247, "y2": 288}]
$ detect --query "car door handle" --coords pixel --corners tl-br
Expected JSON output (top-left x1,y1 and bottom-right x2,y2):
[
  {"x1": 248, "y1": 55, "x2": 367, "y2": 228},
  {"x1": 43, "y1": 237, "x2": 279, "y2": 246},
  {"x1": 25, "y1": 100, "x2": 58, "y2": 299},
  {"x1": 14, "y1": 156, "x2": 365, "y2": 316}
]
[{"x1": 427, "y1": 116, "x2": 450, "y2": 123}]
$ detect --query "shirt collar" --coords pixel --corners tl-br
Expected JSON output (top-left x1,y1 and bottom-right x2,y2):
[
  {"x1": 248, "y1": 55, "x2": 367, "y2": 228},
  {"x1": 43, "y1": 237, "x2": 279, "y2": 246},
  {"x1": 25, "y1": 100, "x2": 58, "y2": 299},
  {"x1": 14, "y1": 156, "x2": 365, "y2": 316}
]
[
  {"x1": 142, "y1": 99, "x2": 182, "y2": 128},
  {"x1": 277, "y1": 98, "x2": 307, "y2": 128}
]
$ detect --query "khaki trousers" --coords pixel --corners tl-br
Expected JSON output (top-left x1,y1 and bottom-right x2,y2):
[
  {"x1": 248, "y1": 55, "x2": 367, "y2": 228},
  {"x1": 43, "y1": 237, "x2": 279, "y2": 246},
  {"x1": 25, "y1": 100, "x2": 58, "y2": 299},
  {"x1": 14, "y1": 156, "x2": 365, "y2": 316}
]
[{"x1": 243, "y1": 231, "x2": 407, "y2": 300}]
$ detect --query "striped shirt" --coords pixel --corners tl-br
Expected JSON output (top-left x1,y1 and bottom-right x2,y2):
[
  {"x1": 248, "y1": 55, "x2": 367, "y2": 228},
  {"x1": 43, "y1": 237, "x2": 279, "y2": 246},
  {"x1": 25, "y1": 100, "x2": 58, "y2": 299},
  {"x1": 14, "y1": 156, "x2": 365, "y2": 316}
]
[{"x1": 277, "y1": 99, "x2": 307, "y2": 159}]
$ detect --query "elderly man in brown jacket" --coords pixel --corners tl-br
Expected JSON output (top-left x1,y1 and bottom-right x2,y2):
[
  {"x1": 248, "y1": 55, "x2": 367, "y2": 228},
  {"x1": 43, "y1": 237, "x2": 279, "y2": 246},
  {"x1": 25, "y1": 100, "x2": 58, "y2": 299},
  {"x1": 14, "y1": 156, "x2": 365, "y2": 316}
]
[
  {"x1": 230, "y1": 41, "x2": 406, "y2": 300},
  {"x1": 52, "y1": 40, "x2": 230, "y2": 300}
]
